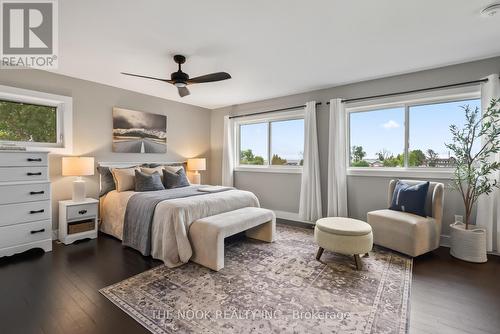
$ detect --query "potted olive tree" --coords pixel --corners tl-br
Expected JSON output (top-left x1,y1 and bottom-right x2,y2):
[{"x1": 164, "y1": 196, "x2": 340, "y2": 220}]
[{"x1": 446, "y1": 99, "x2": 500, "y2": 263}]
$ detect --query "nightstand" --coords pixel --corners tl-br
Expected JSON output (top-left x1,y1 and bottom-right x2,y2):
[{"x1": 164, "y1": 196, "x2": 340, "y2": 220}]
[{"x1": 59, "y1": 198, "x2": 99, "y2": 245}]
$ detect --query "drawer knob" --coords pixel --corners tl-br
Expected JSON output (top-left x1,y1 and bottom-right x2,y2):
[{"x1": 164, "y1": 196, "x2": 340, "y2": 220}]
[
  {"x1": 30, "y1": 228, "x2": 45, "y2": 234},
  {"x1": 30, "y1": 191, "x2": 45, "y2": 195},
  {"x1": 27, "y1": 158, "x2": 42, "y2": 162},
  {"x1": 30, "y1": 209, "x2": 45, "y2": 214},
  {"x1": 27, "y1": 172, "x2": 42, "y2": 176},
  {"x1": 78, "y1": 209, "x2": 88, "y2": 215}
]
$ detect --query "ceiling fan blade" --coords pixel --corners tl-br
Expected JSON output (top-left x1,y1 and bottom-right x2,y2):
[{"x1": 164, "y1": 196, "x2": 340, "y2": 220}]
[
  {"x1": 187, "y1": 72, "x2": 231, "y2": 84},
  {"x1": 178, "y1": 86, "x2": 190, "y2": 97},
  {"x1": 121, "y1": 72, "x2": 173, "y2": 83}
]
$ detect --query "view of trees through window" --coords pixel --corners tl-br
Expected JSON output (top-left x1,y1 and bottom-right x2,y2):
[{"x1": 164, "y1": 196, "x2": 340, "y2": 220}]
[
  {"x1": 239, "y1": 118, "x2": 304, "y2": 166},
  {"x1": 0, "y1": 99, "x2": 57, "y2": 143},
  {"x1": 349, "y1": 98, "x2": 481, "y2": 168}
]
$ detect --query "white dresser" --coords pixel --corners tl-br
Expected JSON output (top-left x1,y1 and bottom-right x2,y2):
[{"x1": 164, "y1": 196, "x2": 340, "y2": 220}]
[{"x1": 0, "y1": 151, "x2": 52, "y2": 257}]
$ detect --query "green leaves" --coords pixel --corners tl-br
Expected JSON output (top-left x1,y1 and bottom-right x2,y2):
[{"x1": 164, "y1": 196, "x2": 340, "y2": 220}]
[
  {"x1": 445, "y1": 98, "x2": 500, "y2": 228},
  {"x1": 0, "y1": 100, "x2": 57, "y2": 143},
  {"x1": 239, "y1": 149, "x2": 265, "y2": 165}
]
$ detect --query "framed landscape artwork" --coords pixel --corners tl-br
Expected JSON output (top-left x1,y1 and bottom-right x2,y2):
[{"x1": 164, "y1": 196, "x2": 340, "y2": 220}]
[{"x1": 112, "y1": 107, "x2": 167, "y2": 153}]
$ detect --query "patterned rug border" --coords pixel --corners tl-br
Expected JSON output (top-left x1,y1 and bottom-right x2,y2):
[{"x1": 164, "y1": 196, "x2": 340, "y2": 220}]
[
  {"x1": 100, "y1": 225, "x2": 413, "y2": 334},
  {"x1": 101, "y1": 281, "x2": 167, "y2": 333}
]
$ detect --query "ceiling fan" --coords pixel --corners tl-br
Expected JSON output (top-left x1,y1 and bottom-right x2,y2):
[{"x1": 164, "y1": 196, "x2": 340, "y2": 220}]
[{"x1": 121, "y1": 55, "x2": 231, "y2": 97}]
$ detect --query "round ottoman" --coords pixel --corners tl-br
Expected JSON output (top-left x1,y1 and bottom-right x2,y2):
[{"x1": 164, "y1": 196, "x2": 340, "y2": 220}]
[{"x1": 314, "y1": 217, "x2": 373, "y2": 270}]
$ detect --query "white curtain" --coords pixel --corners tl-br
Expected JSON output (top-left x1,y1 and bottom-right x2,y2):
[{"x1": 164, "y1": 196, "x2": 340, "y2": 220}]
[
  {"x1": 476, "y1": 73, "x2": 500, "y2": 252},
  {"x1": 327, "y1": 98, "x2": 348, "y2": 217},
  {"x1": 299, "y1": 101, "x2": 322, "y2": 222},
  {"x1": 221, "y1": 115, "x2": 234, "y2": 187}
]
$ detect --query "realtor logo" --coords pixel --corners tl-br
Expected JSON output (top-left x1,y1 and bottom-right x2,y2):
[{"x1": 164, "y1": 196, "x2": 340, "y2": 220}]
[{"x1": 1, "y1": 0, "x2": 58, "y2": 68}]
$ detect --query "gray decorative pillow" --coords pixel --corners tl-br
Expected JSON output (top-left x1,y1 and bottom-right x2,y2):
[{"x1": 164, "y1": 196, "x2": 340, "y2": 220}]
[
  {"x1": 163, "y1": 168, "x2": 190, "y2": 189},
  {"x1": 135, "y1": 170, "x2": 165, "y2": 192},
  {"x1": 97, "y1": 166, "x2": 115, "y2": 197}
]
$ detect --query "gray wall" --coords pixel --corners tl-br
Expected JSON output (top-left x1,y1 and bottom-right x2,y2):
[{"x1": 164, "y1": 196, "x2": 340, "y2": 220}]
[
  {"x1": 0, "y1": 70, "x2": 211, "y2": 229},
  {"x1": 210, "y1": 56, "x2": 500, "y2": 237}
]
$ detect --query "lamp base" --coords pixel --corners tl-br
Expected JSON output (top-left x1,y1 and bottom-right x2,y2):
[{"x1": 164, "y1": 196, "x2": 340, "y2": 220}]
[
  {"x1": 191, "y1": 171, "x2": 201, "y2": 185},
  {"x1": 72, "y1": 178, "x2": 86, "y2": 202}
]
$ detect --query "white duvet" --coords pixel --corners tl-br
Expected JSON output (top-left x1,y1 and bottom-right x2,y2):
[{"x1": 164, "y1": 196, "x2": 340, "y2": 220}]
[{"x1": 100, "y1": 188, "x2": 260, "y2": 267}]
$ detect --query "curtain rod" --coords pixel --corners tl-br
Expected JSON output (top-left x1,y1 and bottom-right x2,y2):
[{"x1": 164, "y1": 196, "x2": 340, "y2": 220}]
[
  {"x1": 228, "y1": 102, "x2": 321, "y2": 119},
  {"x1": 326, "y1": 78, "x2": 491, "y2": 105}
]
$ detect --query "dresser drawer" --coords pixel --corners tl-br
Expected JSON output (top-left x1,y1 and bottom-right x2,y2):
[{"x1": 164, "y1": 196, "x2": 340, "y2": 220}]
[
  {"x1": 0, "y1": 182, "x2": 50, "y2": 205},
  {"x1": 0, "y1": 152, "x2": 48, "y2": 167},
  {"x1": 0, "y1": 220, "x2": 51, "y2": 248},
  {"x1": 0, "y1": 201, "x2": 51, "y2": 227},
  {"x1": 0, "y1": 167, "x2": 48, "y2": 182},
  {"x1": 67, "y1": 203, "x2": 98, "y2": 221}
]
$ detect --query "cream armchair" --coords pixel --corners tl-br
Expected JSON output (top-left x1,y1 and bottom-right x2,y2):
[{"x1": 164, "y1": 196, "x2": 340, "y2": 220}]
[{"x1": 367, "y1": 179, "x2": 444, "y2": 257}]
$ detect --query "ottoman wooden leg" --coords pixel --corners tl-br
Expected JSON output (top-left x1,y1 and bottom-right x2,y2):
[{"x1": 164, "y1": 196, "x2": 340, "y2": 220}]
[
  {"x1": 354, "y1": 254, "x2": 362, "y2": 270},
  {"x1": 316, "y1": 247, "x2": 324, "y2": 260}
]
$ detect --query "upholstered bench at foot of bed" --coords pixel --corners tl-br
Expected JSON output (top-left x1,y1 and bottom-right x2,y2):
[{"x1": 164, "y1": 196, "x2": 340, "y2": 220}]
[{"x1": 189, "y1": 207, "x2": 276, "y2": 271}]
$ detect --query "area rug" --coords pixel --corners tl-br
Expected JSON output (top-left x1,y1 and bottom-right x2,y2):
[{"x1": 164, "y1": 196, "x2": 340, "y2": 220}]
[{"x1": 100, "y1": 224, "x2": 412, "y2": 334}]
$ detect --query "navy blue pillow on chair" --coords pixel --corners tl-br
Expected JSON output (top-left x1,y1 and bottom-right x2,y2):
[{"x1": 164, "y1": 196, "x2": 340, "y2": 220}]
[{"x1": 389, "y1": 181, "x2": 429, "y2": 217}]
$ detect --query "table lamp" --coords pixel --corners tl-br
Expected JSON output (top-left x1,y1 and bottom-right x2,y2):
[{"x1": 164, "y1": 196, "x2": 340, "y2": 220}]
[
  {"x1": 62, "y1": 157, "x2": 95, "y2": 201},
  {"x1": 187, "y1": 158, "x2": 206, "y2": 185}
]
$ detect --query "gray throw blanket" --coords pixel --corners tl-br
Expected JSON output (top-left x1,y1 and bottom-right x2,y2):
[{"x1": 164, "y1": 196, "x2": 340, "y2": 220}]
[{"x1": 122, "y1": 185, "x2": 230, "y2": 255}]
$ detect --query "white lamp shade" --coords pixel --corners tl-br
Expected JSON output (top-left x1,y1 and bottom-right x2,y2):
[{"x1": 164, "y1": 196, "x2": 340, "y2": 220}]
[
  {"x1": 62, "y1": 157, "x2": 95, "y2": 176},
  {"x1": 187, "y1": 158, "x2": 206, "y2": 171}
]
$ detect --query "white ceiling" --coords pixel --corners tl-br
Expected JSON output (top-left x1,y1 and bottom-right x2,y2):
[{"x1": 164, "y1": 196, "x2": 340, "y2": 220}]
[{"x1": 53, "y1": 0, "x2": 500, "y2": 109}]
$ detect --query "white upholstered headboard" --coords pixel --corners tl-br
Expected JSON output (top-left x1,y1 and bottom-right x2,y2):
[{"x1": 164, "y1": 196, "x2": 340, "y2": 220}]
[
  {"x1": 97, "y1": 161, "x2": 185, "y2": 168},
  {"x1": 96, "y1": 161, "x2": 187, "y2": 192}
]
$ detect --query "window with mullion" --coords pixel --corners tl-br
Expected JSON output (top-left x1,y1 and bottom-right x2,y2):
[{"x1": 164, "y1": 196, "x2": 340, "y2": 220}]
[
  {"x1": 348, "y1": 96, "x2": 481, "y2": 169},
  {"x1": 237, "y1": 117, "x2": 305, "y2": 167}
]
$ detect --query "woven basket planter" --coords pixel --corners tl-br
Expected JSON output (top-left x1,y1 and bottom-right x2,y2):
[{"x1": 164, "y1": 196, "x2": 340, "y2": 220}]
[{"x1": 449, "y1": 222, "x2": 487, "y2": 263}]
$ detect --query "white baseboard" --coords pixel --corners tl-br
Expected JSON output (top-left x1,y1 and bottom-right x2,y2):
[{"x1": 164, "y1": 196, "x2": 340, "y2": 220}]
[
  {"x1": 273, "y1": 210, "x2": 314, "y2": 225},
  {"x1": 52, "y1": 229, "x2": 58, "y2": 240},
  {"x1": 440, "y1": 234, "x2": 450, "y2": 248}
]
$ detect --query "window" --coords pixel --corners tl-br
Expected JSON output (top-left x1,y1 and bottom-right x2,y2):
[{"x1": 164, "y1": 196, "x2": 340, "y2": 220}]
[
  {"x1": 409, "y1": 99, "x2": 481, "y2": 167},
  {"x1": 0, "y1": 100, "x2": 58, "y2": 143},
  {"x1": 348, "y1": 90, "x2": 480, "y2": 170},
  {"x1": 271, "y1": 119, "x2": 304, "y2": 166},
  {"x1": 239, "y1": 122, "x2": 269, "y2": 165},
  {"x1": 236, "y1": 112, "x2": 304, "y2": 171},
  {"x1": 0, "y1": 84, "x2": 73, "y2": 153},
  {"x1": 350, "y1": 107, "x2": 405, "y2": 167}
]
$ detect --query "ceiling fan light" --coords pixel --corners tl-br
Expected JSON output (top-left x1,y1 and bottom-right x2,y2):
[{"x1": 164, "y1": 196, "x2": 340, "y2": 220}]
[
  {"x1": 481, "y1": 3, "x2": 500, "y2": 17},
  {"x1": 174, "y1": 82, "x2": 187, "y2": 88}
]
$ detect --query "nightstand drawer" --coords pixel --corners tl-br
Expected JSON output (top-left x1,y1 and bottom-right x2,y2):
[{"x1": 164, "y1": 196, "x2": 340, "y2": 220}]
[
  {"x1": 0, "y1": 167, "x2": 48, "y2": 182},
  {"x1": 0, "y1": 201, "x2": 51, "y2": 227},
  {"x1": 67, "y1": 203, "x2": 98, "y2": 221},
  {"x1": 0, "y1": 220, "x2": 51, "y2": 248},
  {"x1": 0, "y1": 152, "x2": 48, "y2": 167},
  {"x1": 0, "y1": 182, "x2": 50, "y2": 205}
]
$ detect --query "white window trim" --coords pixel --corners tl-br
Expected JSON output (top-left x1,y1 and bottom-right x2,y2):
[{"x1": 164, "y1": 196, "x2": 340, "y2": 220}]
[
  {"x1": 345, "y1": 85, "x2": 481, "y2": 179},
  {"x1": 0, "y1": 84, "x2": 73, "y2": 154},
  {"x1": 233, "y1": 108, "x2": 304, "y2": 173}
]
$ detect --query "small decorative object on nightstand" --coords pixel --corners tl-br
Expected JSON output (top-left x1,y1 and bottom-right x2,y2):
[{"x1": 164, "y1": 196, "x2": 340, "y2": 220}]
[
  {"x1": 187, "y1": 158, "x2": 206, "y2": 184},
  {"x1": 58, "y1": 198, "x2": 99, "y2": 245}
]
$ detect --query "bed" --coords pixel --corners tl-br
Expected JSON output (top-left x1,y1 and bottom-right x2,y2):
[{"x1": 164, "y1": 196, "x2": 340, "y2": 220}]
[{"x1": 98, "y1": 162, "x2": 260, "y2": 268}]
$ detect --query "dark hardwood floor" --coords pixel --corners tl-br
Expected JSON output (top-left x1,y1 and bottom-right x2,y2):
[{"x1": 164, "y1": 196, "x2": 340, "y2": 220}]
[
  {"x1": 0, "y1": 230, "x2": 498, "y2": 334},
  {"x1": 411, "y1": 247, "x2": 500, "y2": 334}
]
